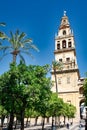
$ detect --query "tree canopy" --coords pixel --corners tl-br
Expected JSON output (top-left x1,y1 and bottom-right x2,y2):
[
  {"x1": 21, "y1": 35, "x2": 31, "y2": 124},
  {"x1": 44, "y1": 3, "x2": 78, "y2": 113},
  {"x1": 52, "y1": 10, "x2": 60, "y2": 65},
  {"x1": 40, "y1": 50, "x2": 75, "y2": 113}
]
[{"x1": 0, "y1": 30, "x2": 39, "y2": 63}]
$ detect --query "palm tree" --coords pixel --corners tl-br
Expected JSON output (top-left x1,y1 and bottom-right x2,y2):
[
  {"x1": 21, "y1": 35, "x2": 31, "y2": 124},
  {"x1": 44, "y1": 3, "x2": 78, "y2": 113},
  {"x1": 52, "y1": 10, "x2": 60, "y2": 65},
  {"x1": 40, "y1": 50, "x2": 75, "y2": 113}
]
[
  {"x1": 0, "y1": 29, "x2": 39, "y2": 63},
  {"x1": 52, "y1": 61, "x2": 63, "y2": 129},
  {"x1": 52, "y1": 60, "x2": 63, "y2": 93}
]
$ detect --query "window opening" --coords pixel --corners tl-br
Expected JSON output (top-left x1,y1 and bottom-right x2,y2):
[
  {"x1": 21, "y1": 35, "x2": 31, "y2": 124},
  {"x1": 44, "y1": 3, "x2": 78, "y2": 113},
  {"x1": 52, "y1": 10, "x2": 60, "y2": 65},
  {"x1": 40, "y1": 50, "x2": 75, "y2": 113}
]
[
  {"x1": 68, "y1": 42, "x2": 72, "y2": 48},
  {"x1": 67, "y1": 77, "x2": 70, "y2": 84},
  {"x1": 59, "y1": 59, "x2": 62, "y2": 62},
  {"x1": 62, "y1": 40, "x2": 66, "y2": 48},
  {"x1": 57, "y1": 43, "x2": 60, "y2": 49},
  {"x1": 58, "y1": 78, "x2": 61, "y2": 84}
]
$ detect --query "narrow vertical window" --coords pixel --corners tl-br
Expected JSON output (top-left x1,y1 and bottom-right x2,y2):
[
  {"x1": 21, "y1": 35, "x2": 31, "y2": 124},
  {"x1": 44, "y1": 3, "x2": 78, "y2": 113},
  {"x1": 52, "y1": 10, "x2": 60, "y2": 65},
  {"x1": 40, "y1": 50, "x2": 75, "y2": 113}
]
[
  {"x1": 58, "y1": 78, "x2": 61, "y2": 84},
  {"x1": 63, "y1": 30, "x2": 66, "y2": 35},
  {"x1": 68, "y1": 42, "x2": 72, "y2": 48},
  {"x1": 57, "y1": 43, "x2": 60, "y2": 49},
  {"x1": 62, "y1": 40, "x2": 66, "y2": 48},
  {"x1": 67, "y1": 77, "x2": 70, "y2": 84}
]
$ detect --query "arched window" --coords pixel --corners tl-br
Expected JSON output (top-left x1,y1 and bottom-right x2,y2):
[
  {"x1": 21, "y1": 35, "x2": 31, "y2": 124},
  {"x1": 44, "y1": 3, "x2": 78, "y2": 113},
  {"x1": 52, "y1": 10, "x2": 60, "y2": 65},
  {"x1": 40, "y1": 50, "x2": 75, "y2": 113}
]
[
  {"x1": 79, "y1": 87, "x2": 84, "y2": 94},
  {"x1": 62, "y1": 40, "x2": 66, "y2": 48},
  {"x1": 57, "y1": 43, "x2": 60, "y2": 49},
  {"x1": 63, "y1": 30, "x2": 66, "y2": 35},
  {"x1": 68, "y1": 42, "x2": 72, "y2": 48}
]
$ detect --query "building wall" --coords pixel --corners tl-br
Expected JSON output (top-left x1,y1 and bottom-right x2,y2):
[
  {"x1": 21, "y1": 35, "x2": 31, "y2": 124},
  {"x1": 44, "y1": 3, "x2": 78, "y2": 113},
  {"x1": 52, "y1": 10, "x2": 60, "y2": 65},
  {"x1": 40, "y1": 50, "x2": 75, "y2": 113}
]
[{"x1": 51, "y1": 12, "x2": 84, "y2": 121}]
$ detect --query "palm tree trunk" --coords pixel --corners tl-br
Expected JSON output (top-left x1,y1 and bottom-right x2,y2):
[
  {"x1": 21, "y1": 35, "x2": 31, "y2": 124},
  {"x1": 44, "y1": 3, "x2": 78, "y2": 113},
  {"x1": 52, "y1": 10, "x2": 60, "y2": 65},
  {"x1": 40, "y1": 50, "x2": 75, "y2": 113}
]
[
  {"x1": 54, "y1": 71, "x2": 58, "y2": 93},
  {"x1": 13, "y1": 54, "x2": 17, "y2": 63},
  {"x1": 11, "y1": 50, "x2": 19, "y2": 63}
]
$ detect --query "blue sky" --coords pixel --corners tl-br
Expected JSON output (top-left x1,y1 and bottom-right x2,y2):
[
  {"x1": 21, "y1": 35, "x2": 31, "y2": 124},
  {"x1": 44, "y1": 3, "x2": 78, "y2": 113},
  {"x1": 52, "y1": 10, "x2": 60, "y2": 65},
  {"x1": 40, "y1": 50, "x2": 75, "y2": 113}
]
[{"x1": 0, "y1": 0, "x2": 87, "y2": 77}]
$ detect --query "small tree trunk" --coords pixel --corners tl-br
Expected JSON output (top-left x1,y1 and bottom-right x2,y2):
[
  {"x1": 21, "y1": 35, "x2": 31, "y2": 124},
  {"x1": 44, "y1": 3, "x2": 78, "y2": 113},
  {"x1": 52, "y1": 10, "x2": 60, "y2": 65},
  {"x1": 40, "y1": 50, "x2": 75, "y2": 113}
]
[
  {"x1": 64, "y1": 116, "x2": 66, "y2": 126},
  {"x1": 26, "y1": 118, "x2": 28, "y2": 127},
  {"x1": 8, "y1": 112, "x2": 14, "y2": 130},
  {"x1": 55, "y1": 116, "x2": 57, "y2": 126},
  {"x1": 14, "y1": 117, "x2": 18, "y2": 129},
  {"x1": 1, "y1": 115, "x2": 5, "y2": 128},
  {"x1": 42, "y1": 117, "x2": 45, "y2": 130},
  {"x1": 47, "y1": 117, "x2": 49, "y2": 124},
  {"x1": 20, "y1": 110, "x2": 25, "y2": 130},
  {"x1": 35, "y1": 117, "x2": 38, "y2": 125},
  {"x1": 58, "y1": 116, "x2": 60, "y2": 127},
  {"x1": 52, "y1": 116, "x2": 54, "y2": 130}
]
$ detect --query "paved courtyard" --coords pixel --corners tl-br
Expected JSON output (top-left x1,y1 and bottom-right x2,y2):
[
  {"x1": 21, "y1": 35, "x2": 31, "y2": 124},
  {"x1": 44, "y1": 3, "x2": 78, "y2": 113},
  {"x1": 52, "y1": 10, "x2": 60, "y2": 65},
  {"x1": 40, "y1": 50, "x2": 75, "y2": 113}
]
[{"x1": 19, "y1": 121, "x2": 85, "y2": 130}]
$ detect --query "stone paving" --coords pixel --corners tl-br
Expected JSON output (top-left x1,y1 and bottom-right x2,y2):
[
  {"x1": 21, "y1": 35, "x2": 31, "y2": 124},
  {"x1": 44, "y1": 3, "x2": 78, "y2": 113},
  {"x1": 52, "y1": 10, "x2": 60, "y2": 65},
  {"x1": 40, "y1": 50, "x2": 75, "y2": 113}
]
[{"x1": 20, "y1": 122, "x2": 85, "y2": 130}]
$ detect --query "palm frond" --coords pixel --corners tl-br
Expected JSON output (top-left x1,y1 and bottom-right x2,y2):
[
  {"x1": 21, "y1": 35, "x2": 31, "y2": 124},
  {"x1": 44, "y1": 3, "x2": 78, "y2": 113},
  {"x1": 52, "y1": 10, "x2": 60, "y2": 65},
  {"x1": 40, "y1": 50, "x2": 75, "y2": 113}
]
[
  {"x1": 0, "y1": 32, "x2": 7, "y2": 39},
  {"x1": 0, "y1": 22, "x2": 6, "y2": 26},
  {"x1": 0, "y1": 29, "x2": 39, "y2": 63},
  {"x1": 52, "y1": 60, "x2": 63, "y2": 70},
  {"x1": 0, "y1": 52, "x2": 9, "y2": 61},
  {"x1": 15, "y1": 30, "x2": 19, "y2": 41},
  {"x1": 24, "y1": 42, "x2": 39, "y2": 52},
  {"x1": 0, "y1": 45, "x2": 11, "y2": 51},
  {"x1": 19, "y1": 53, "x2": 25, "y2": 64},
  {"x1": 23, "y1": 38, "x2": 32, "y2": 43},
  {"x1": 18, "y1": 32, "x2": 26, "y2": 41},
  {"x1": 29, "y1": 43, "x2": 39, "y2": 52},
  {"x1": 21, "y1": 50, "x2": 34, "y2": 59},
  {"x1": 9, "y1": 31, "x2": 16, "y2": 47}
]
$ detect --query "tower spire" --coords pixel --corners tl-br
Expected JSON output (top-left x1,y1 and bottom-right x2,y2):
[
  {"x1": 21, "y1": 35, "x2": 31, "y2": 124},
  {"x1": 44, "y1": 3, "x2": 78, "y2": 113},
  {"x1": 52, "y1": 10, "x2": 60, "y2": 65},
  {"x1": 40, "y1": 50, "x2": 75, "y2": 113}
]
[{"x1": 64, "y1": 10, "x2": 66, "y2": 16}]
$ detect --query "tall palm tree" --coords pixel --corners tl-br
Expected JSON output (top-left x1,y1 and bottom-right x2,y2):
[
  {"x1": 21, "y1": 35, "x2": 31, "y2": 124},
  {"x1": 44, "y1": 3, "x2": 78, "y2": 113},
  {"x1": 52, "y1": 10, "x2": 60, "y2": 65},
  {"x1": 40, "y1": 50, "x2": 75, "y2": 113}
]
[
  {"x1": 52, "y1": 60, "x2": 63, "y2": 129},
  {"x1": 0, "y1": 30, "x2": 39, "y2": 63},
  {"x1": 52, "y1": 60, "x2": 63, "y2": 93}
]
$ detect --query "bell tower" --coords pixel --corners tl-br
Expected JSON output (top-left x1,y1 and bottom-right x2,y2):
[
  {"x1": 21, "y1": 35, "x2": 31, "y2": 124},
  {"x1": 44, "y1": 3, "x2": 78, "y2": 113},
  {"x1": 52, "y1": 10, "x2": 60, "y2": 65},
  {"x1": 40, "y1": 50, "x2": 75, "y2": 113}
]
[
  {"x1": 51, "y1": 11, "x2": 80, "y2": 120},
  {"x1": 55, "y1": 11, "x2": 78, "y2": 70}
]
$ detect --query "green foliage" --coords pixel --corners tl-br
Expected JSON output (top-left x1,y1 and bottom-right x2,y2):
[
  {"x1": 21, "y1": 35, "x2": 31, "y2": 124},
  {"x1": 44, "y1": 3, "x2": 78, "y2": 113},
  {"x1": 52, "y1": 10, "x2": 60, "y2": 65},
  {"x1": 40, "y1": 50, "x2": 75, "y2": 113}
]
[
  {"x1": 52, "y1": 60, "x2": 63, "y2": 93},
  {"x1": 0, "y1": 29, "x2": 39, "y2": 62},
  {"x1": 48, "y1": 93, "x2": 64, "y2": 116},
  {"x1": 83, "y1": 74, "x2": 87, "y2": 106},
  {"x1": 52, "y1": 60, "x2": 63, "y2": 71},
  {"x1": 0, "y1": 63, "x2": 52, "y2": 118},
  {"x1": 59, "y1": 103, "x2": 76, "y2": 118},
  {"x1": 0, "y1": 22, "x2": 7, "y2": 40},
  {"x1": 0, "y1": 105, "x2": 8, "y2": 117},
  {"x1": 25, "y1": 108, "x2": 40, "y2": 118}
]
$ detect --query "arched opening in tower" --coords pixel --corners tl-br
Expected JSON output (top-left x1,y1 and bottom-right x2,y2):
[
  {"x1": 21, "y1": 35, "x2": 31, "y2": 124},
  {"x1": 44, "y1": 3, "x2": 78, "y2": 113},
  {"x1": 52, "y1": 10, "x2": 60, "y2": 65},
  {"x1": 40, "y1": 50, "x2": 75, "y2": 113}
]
[{"x1": 79, "y1": 99, "x2": 85, "y2": 119}]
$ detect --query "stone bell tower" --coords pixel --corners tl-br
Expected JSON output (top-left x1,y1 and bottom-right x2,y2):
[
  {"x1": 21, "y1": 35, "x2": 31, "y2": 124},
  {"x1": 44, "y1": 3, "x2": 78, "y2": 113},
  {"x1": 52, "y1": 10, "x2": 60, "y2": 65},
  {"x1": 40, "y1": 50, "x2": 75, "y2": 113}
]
[{"x1": 51, "y1": 11, "x2": 80, "y2": 120}]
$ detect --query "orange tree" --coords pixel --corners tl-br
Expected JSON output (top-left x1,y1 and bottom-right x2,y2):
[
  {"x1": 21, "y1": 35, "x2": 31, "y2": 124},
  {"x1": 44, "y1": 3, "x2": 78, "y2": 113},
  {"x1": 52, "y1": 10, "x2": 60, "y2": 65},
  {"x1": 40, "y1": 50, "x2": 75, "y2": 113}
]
[{"x1": 0, "y1": 63, "x2": 52, "y2": 130}]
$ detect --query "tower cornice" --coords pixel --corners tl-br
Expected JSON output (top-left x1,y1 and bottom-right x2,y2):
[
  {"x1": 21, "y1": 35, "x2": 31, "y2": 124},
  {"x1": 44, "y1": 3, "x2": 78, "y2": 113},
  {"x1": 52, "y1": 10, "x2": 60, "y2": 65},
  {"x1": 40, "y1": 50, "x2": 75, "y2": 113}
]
[
  {"x1": 54, "y1": 47, "x2": 76, "y2": 55},
  {"x1": 55, "y1": 34, "x2": 74, "y2": 40},
  {"x1": 51, "y1": 68, "x2": 80, "y2": 78}
]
